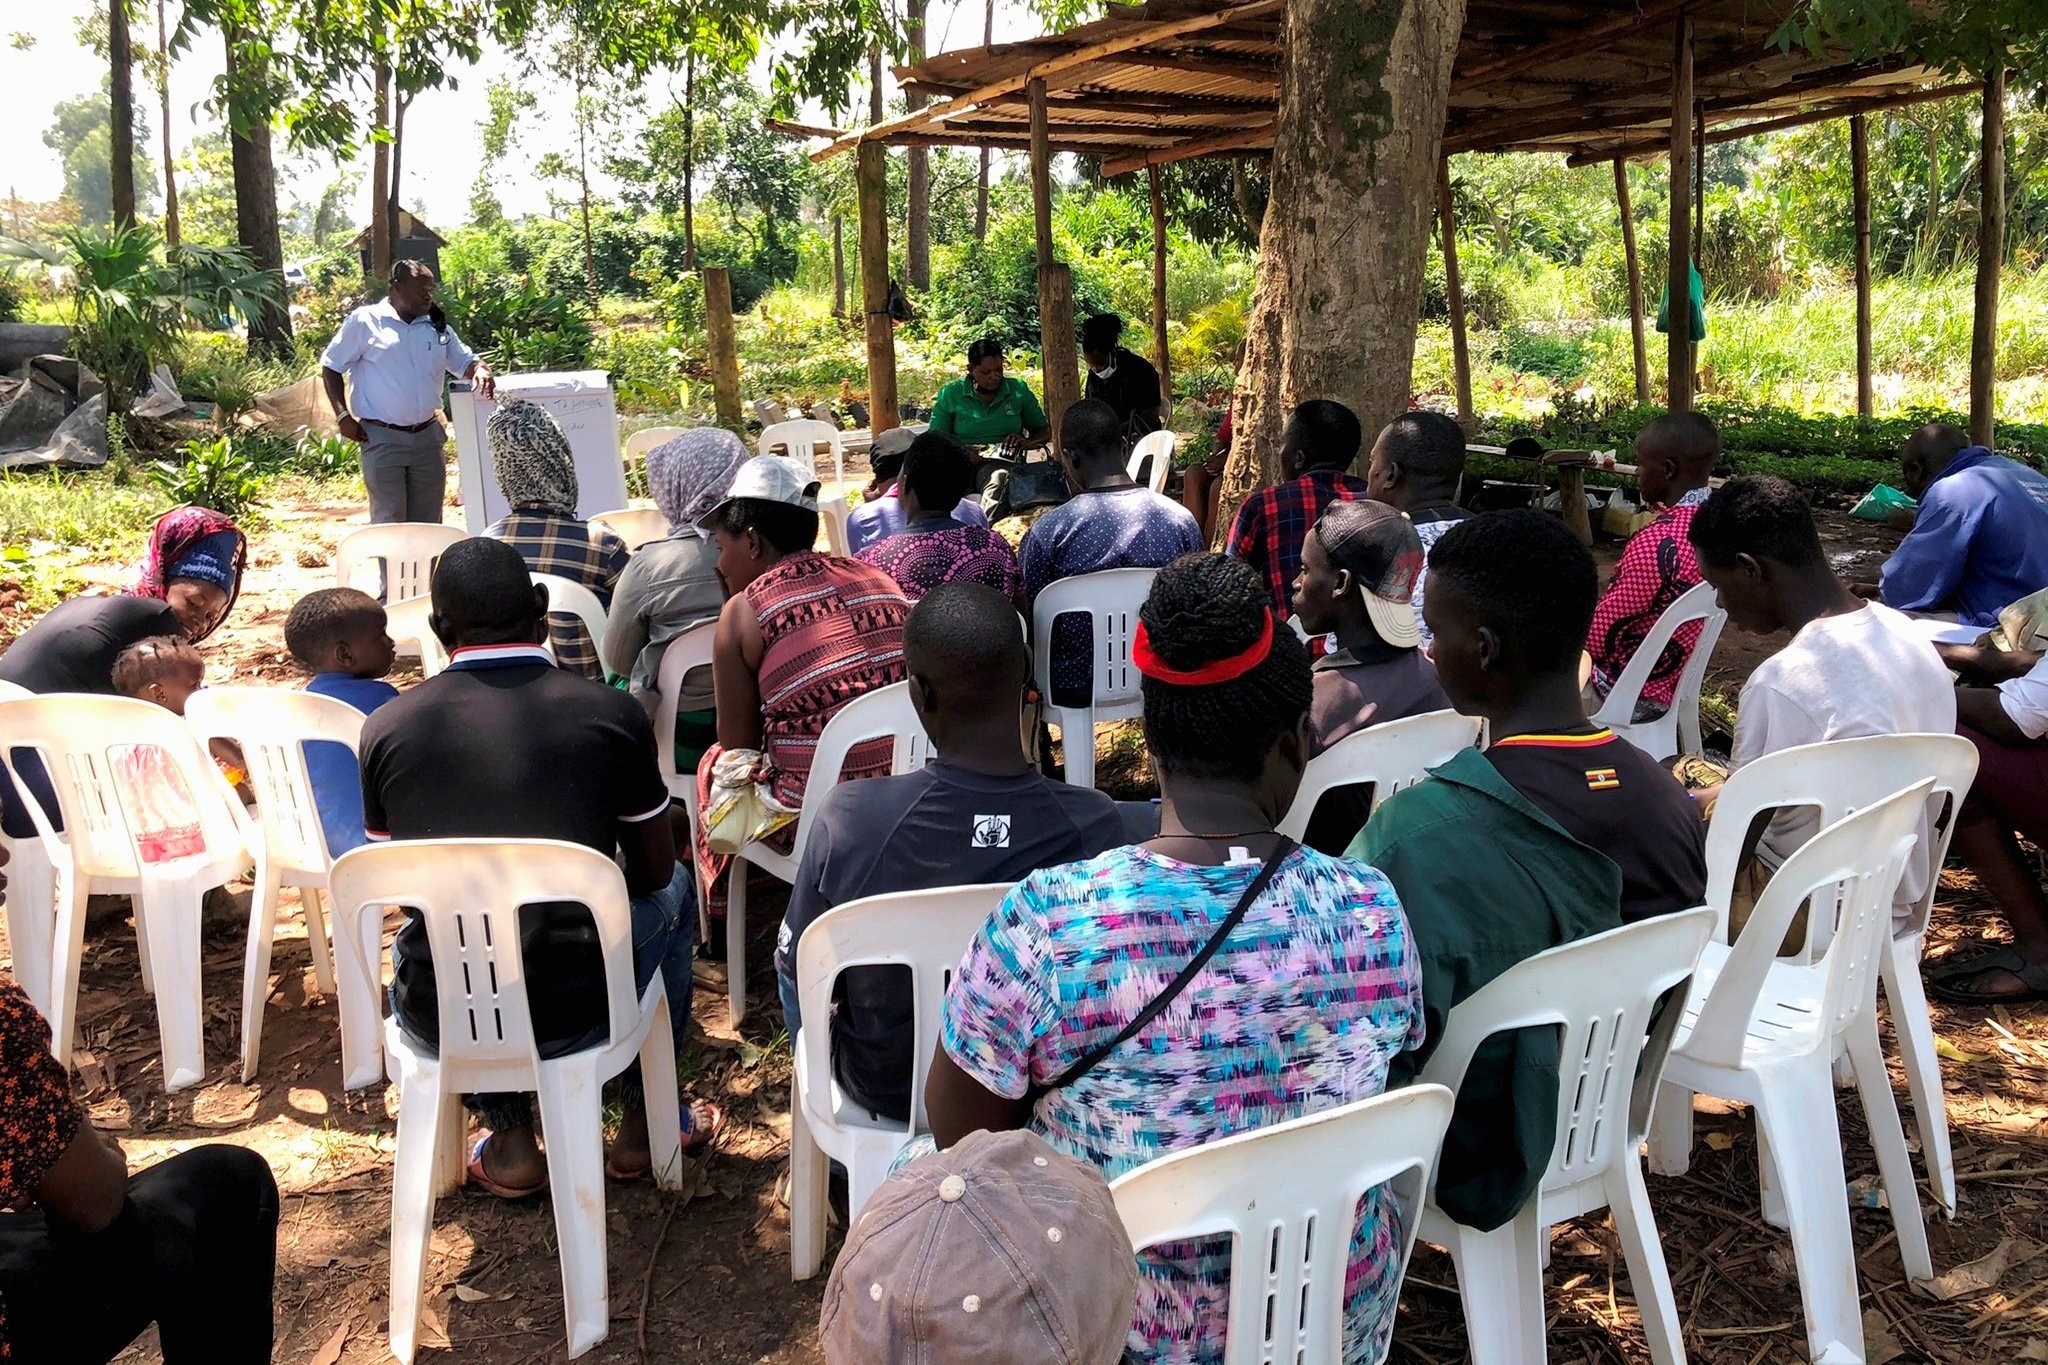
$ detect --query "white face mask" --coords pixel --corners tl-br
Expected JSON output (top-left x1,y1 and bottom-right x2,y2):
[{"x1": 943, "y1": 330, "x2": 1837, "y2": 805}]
[{"x1": 1092, "y1": 362, "x2": 1117, "y2": 381}]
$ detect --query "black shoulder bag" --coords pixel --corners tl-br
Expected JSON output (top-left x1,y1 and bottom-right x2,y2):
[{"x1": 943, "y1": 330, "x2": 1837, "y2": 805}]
[{"x1": 1026, "y1": 837, "x2": 1297, "y2": 1105}]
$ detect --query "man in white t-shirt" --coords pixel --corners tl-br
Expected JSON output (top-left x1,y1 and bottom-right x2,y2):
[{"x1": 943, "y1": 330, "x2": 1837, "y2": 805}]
[{"x1": 1688, "y1": 476, "x2": 1955, "y2": 932}]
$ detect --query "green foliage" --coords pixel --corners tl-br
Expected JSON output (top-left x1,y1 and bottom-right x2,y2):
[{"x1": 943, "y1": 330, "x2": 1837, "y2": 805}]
[
  {"x1": 436, "y1": 274, "x2": 596, "y2": 369},
  {"x1": 290, "y1": 432, "x2": 357, "y2": 479},
  {"x1": 41, "y1": 80, "x2": 159, "y2": 228},
  {"x1": 152, "y1": 435, "x2": 267, "y2": 518}
]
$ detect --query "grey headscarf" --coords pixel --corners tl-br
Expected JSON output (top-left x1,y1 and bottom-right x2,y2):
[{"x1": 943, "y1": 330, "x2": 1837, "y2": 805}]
[
  {"x1": 647, "y1": 428, "x2": 748, "y2": 533},
  {"x1": 487, "y1": 399, "x2": 579, "y2": 515}
]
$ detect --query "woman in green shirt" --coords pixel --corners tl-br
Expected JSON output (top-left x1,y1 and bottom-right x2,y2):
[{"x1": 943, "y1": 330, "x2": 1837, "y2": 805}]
[{"x1": 928, "y1": 338, "x2": 1052, "y2": 453}]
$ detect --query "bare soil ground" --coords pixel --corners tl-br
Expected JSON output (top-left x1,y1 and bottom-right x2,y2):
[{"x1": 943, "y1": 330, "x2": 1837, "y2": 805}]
[{"x1": 12, "y1": 487, "x2": 2047, "y2": 1364}]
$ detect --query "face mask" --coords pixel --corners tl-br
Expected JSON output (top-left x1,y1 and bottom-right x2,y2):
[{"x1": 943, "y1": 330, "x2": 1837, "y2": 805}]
[{"x1": 1092, "y1": 363, "x2": 1117, "y2": 381}]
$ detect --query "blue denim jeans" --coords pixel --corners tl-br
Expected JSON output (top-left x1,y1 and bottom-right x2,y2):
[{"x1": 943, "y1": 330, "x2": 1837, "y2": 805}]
[{"x1": 391, "y1": 861, "x2": 695, "y2": 1132}]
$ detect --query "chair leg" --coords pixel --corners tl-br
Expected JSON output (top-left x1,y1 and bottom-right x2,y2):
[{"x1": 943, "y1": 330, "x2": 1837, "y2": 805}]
[
  {"x1": 388, "y1": 1058, "x2": 450, "y2": 1365},
  {"x1": 534, "y1": 1057, "x2": 612, "y2": 1359},
  {"x1": 638, "y1": 992, "x2": 685, "y2": 1192},
  {"x1": 1445, "y1": 1201, "x2": 1547, "y2": 1365},
  {"x1": 1758, "y1": 1117, "x2": 1789, "y2": 1230},
  {"x1": 46, "y1": 867, "x2": 90, "y2": 1069},
  {"x1": 335, "y1": 912, "x2": 387, "y2": 1094},
  {"x1": 1881, "y1": 936, "x2": 1955, "y2": 1216},
  {"x1": 1607, "y1": 1157, "x2": 1686, "y2": 1365},
  {"x1": 138, "y1": 872, "x2": 208, "y2": 1092},
  {"x1": 1754, "y1": 1058, "x2": 1865, "y2": 1363},
  {"x1": 727, "y1": 858, "x2": 749, "y2": 1029},
  {"x1": 301, "y1": 884, "x2": 337, "y2": 998},
  {"x1": 240, "y1": 874, "x2": 281, "y2": 1083},
  {"x1": 2, "y1": 838, "x2": 55, "y2": 1017},
  {"x1": 1845, "y1": 1015, "x2": 1933, "y2": 1282},
  {"x1": 789, "y1": 1085, "x2": 830, "y2": 1282},
  {"x1": 1055, "y1": 709, "x2": 1095, "y2": 789},
  {"x1": 1646, "y1": 1081, "x2": 1695, "y2": 1177}
]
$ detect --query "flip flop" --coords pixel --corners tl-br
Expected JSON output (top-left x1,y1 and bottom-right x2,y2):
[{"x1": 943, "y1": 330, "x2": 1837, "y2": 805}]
[
  {"x1": 467, "y1": 1132, "x2": 548, "y2": 1200},
  {"x1": 605, "y1": 1100, "x2": 726, "y2": 1181},
  {"x1": 1926, "y1": 945, "x2": 2048, "y2": 1005}
]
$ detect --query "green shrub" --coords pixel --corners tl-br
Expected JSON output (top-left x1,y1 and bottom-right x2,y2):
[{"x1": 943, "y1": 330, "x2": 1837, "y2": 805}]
[
  {"x1": 437, "y1": 274, "x2": 595, "y2": 370},
  {"x1": 152, "y1": 436, "x2": 267, "y2": 518}
]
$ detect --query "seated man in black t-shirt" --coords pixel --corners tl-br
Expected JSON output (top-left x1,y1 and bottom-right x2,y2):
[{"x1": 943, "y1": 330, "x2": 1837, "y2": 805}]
[
  {"x1": 774, "y1": 582, "x2": 1122, "y2": 1121},
  {"x1": 360, "y1": 537, "x2": 714, "y2": 1198}
]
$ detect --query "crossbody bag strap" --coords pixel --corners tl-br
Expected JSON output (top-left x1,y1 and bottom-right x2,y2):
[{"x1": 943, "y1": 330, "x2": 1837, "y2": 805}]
[{"x1": 1025, "y1": 837, "x2": 1298, "y2": 1106}]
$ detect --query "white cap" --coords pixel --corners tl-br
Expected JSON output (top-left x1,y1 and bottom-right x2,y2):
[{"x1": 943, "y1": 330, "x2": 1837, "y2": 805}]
[{"x1": 699, "y1": 454, "x2": 820, "y2": 525}]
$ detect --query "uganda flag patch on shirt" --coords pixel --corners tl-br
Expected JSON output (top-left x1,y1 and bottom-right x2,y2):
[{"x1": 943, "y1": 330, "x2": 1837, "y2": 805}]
[{"x1": 1585, "y1": 766, "x2": 1621, "y2": 791}]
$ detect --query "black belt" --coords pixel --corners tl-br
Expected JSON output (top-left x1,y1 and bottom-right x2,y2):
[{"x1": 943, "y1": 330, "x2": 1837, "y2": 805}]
[{"x1": 363, "y1": 417, "x2": 440, "y2": 433}]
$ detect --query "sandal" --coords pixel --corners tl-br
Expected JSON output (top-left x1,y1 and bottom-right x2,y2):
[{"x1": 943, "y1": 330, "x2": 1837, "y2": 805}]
[
  {"x1": 466, "y1": 1132, "x2": 548, "y2": 1200},
  {"x1": 604, "y1": 1100, "x2": 726, "y2": 1181},
  {"x1": 1927, "y1": 945, "x2": 2048, "y2": 1004}
]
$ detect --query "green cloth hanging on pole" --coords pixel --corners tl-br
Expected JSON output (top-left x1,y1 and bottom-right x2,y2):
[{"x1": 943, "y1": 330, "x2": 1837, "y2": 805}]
[{"x1": 1656, "y1": 260, "x2": 1707, "y2": 342}]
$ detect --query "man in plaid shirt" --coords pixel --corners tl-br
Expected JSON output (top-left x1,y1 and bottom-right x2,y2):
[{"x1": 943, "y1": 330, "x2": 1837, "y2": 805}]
[{"x1": 1226, "y1": 400, "x2": 1370, "y2": 615}]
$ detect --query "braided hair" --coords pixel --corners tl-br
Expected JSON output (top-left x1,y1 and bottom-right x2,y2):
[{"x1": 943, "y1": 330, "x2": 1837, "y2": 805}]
[{"x1": 1139, "y1": 553, "x2": 1312, "y2": 783}]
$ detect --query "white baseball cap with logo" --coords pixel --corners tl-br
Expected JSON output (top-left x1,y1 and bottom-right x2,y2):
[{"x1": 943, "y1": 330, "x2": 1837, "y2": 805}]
[{"x1": 698, "y1": 453, "x2": 821, "y2": 526}]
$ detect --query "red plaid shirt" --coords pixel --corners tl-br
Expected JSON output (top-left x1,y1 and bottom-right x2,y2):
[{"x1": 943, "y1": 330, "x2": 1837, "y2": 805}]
[{"x1": 1226, "y1": 469, "x2": 1372, "y2": 615}]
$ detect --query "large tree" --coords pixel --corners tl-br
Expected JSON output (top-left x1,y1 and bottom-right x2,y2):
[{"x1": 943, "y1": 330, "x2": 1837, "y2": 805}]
[
  {"x1": 1216, "y1": 0, "x2": 1467, "y2": 538},
  {"x1": 41, "y1": 84, "x2": 159, "y2": 228}
]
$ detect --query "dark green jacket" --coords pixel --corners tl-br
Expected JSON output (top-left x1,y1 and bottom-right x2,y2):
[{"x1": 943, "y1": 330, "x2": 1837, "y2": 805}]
[{"x1": 1347, "y1": 746, "x2": 1623, "y2": 1231}]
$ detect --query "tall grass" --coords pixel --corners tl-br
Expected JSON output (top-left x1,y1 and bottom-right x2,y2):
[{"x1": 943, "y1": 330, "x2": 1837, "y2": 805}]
[{"x1": 0, "y1": 473, "x2": 167, "y2": 550}]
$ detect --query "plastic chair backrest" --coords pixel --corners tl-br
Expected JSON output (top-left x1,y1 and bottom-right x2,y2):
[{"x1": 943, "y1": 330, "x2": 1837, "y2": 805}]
[
  {"x1": 532, "y1": 573, "x2": 610, "y2": 664},
  {"x1": 382, "y1": 594, "x2": 450, "y2": 677},
  {"x1": 0, "y1": 682, "x2": 30, "y2": 700},
  {"x1": 622, "y1": 426, "x2": 686, "y2": 465},
  {"x1": 184, "y1": 687, "x2": 367, "y2": 874},
  {"x1": 589, "y1": 507, "x2": 671, "y2": 550},
  {"x1": 335, "y1": 523, "x2": 466, "y2": 604},
  {"x1": 817, "y1": 497, "x2": 851, "y2": 557},
  {"x1": 1030, "y1": 568, "x2": 1158, "y2": 720},
  {"x1": 1700, "y1": 734, "x2": 1975, "y2": 946},
  {"x1": 1686, "y1": 781, "x2": 1933, "y2": 1071},
  {"x1": 1109, "y1": 1085, "x2": 1456, "y2": 1365},
  {"x1": 328, "y1": 838, "x2": 640, "y2": 1068},
  {"x1": 789, "y1": 682, "x2": 931, "y2": 866},
  {"x1": 0, "y1": 694, "x2": 247, "y2": 881},
  {"x1": 1590, "y1": 580, "x2": 1726, "y2": 757},
  {"x1": 1420, "y1": 908, "x2": 1718, "y2": 1194},
  {"x1": 758, "y1": 420, "x2": 845, "y2": 485},
  {"x1": 1277, "y1": 709, "x2": 1483, "y2": 840},
  {"x1": 794, "y1": 883, "x2": 1012, "y2": 1133},
  {"x1": 1128, "y1": 429, "x2": 1177, "y2": 493},
  {"x1": 653, "y1": 621, "x2": 718, "y2": 801}
]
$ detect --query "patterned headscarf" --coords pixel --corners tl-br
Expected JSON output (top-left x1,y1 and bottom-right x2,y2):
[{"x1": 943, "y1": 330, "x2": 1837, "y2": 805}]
[
  {"x1": 647, "y1": 428, "x2": 748, "y2": 534},
  {"x1": 129, "y1": 505, "x2": 246, "y2": 641},
  {"x1": 487, "y1": 399, "x2": 579, "y2": 516}
]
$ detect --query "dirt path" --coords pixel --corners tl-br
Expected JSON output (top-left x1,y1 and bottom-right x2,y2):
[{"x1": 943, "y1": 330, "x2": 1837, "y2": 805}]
[{"x1": 16, "y1": 483, "x2": 2047, "y2": 1364}]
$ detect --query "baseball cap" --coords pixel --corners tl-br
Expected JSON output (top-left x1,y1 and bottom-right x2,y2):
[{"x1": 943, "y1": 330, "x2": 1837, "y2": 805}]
[
  {"x1": 820, "y1": 1129, "x2": 1139, "y2": 1365},
  {"x1": 1315, "y1": 499, "x2": 1424, "y2": 648},
  {"x1": 698, "y1": 453, "x2": 820, "y2": 526}
]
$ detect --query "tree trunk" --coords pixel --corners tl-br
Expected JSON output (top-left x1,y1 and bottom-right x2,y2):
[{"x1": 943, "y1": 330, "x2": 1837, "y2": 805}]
[
  {"x1": 576, "y1": 62, "x2": 597, "y2": 306},
  {"x1": 682, "y1": 50, "x2": 696, "y2": 273},
  {"x1": 156, "y1": 0, "x2": 179, "y2": 247},
  {"x1": 905, "y1": 0, "x2": 930, "y2": 291},
  {"x1": 1667, "y1": 16, "x2": 1693, "y2": 412},
  {"x1": 223, "y1": 29, "x2": 291, "y2": 356},
  {"x1": 387, "y1": 89, "x2": 410, "y2": 276},
  {"x1": 975, "y1": 0, "x2": 993, "y2": 240},
  {"x1": 1851, "y1": 113, "x2": 1873, "y2": 418},
  {"x1": 832, "y1": 214, "x2": 846, "y2": 318},
  {"x1": 1971, "y1": 67, "x2": 2005, "y2": 447},
  {"x1": 110, "y1": 0, "x2": 137, "y2": 230},
  {"x1": 1215, "y1": 0, "x2": 1466, "y2": 540},
  {"x1": 370, "y1": 52, "x2": 392, "y2": 283}
]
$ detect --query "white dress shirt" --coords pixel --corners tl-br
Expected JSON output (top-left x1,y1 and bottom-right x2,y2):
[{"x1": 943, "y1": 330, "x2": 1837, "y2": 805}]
[
  {"x1": 319, "y1": 299, "x2": 478, "y2": 426},
  {"x1": 1998, "y1": 653, "x2": 2048, "y2": 739}
]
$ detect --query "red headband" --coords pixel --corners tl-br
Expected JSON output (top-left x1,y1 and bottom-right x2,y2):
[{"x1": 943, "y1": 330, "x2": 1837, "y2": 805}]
[{"x1": 1132, "y1": 610, "x2": 1276, "y2": 686}]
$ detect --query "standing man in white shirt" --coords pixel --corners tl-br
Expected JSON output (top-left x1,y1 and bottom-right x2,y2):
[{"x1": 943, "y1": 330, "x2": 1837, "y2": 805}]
[{"x1": 320, "y1": 261, "x2": 495, "y2": 523}]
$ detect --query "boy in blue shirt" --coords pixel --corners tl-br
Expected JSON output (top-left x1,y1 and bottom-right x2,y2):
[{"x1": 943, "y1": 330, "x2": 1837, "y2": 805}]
[{"x1": 284, "y1": 589, "x2": 399, "y2": 857}]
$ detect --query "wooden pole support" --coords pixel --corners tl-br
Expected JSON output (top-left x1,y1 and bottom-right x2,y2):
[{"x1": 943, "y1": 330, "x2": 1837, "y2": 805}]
[
  {"x1": 1029, "y1": 78, "x2": 1056, "y2": 271},
  {"x1": 858, "y1": 140, "x2": 899, "y2": 433},
  {"x1": 1972, "y1": 67, "x2": 2005, "y2": 447},
  {"x1": 1851, "y1": 113, "x2": 1874, "y2": 418},
  {"x1": 703, "y1": 266, "x2": 742, "y2": 429},
  {"x1": 1557, "y1": 465, "x2": 1593, "y2": 546},
  {"x1": 1615, "y1": 159, "x2": 1651, "y2": 405},
  {"x1": 1667, "y1": 14, "x2": 1694, "y2": 413},
  {"x1": 1041, "y1": 264, "x2": 1080, "y2": 454},
  {"x1": 1149, "y1": 164, "x2": 1172, "y2": 416},
  {"x1": 1438, "y1": 159, "x2": 1474, "y2": 425}
]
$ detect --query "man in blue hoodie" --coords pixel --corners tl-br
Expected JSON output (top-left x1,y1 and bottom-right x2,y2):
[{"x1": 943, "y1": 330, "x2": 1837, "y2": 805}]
[{"x1": 1878, "y1": 424, "x2": 2048, "y2": 627}]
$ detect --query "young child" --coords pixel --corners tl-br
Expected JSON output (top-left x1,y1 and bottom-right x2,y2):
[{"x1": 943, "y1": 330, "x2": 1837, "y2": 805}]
[
  {"x1": 110, "y1": 636, "x2": 228, "y2": 861},
  {"x1": 284, "y1": 588, "x2": 399, "y2": 858}
]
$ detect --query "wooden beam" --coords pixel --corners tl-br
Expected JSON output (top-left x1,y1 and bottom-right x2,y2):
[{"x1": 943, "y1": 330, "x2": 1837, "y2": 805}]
[
  {"x1": 1115, "y1": 50, "x2": 1280, "y2": 83},
  {"x1": 1030, "y1": 77, "x2": 1056, "y2": 270},
  {"x1": 1149, "y1": 163, "x2": 1171, "y2": 414},
  {"x1": 1615, "y1": 158, "x2": 1650, "y2": 405},
  {"x1": 704, "y1": 267, "x2": 742, "y2": 429},
  {"x1": 1457, "y1": 0, "x2": 1694, "y2": 88},
  {"x1": 810, "y1": 0, "x2": 1285, "y2": 161},
  {"x1": 1042, "y1": 264, "x2": 1080, "y2": 453},
  {"x1": 1972, "y1": 66, "x2": 2005, "y2": 447},
  {"x1": 1668, "y1": 14, "x2": 1693, "y2": 413},
  {"x1": 1852, "y1": 113, "x2": 1873, "y2": 418},
  {"x1": 857, "y1": 140, "x2": 898, "y2": 434},
  {"x1": 1564, "y1": 80, "x2": 1973, "y2": 165},
  {"x1": 1438, "y1": 160, "x2": 1474, "y2": 424},
  {"x1": 765, "y1": 119, "x2": 846, "y2": 141},
  {"x1": 1100, "y1": 121, "x2": 1278, "y2": 177}
]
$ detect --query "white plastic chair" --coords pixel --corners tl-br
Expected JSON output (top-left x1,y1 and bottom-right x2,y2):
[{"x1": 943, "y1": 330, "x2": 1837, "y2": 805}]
[
  {"x1": 184, "y1": 688, "x2": 368, "y2": 1083},
  {"x1": 328, "y1": 839, "x2": 686, "y2": 1364},
  {"x1": 759, "y1": 419, "x2": 846, "y2": 492},
  {"x1": 1591, "y1": 580, "x2": 1727, "y2": 761},
  {"x1": 382, "y1": 594, "x2": 449, "y2": 677},
  {"x1": 817, "y1": 496, "x2": 851, "y2": 557},
  {"x1": 0, "y1": 695, "x2": 251, "y2": 1091},
  {"x1": 788, "y1": 883, "x2": 1013, "y2": 1280},
  {"x1": 589, "y1": 506, "x2": 671, "y2": 550},
  {"x1": 1417, "y1": 908, "x2": 1719, "y2": 1365},
  {"x1": 532, "y1": 573, "x2": 611, "y2": 670},
  {"x1": 1031, "y1": 568, "x2": 1158, "y2": 790},
  {"x1": 1654, "y1": 734, "x2": 1976, "y2": 1223},
  {"x1": 1650, "y1": 782, "x2": 1937, "y2": 1364},
  {"x1": 0, "y1": 682, "x2": 54, "y2": 1016},
  {"x1": 1110, "y1": 1085, "x2": 1457, "y2": 1365},
  {"x1": 622, "y1": 425, "x2": 686, "y2": 466},
  {"x1": 724, "y1": 681, "x2": 930, "y2": 1027},
  {"x1": 653, "y1": 622, "x2": 718, "y2": 937},
  {"x1": 335, "y1": 523, "x2": 466, "y2": 605},
  {"x1": 1127, "y1": 428, "x2": 1177, "y2": 494},
  {"x1": 1278, "y1": 709, "x2": 1483, "y2": 840}
]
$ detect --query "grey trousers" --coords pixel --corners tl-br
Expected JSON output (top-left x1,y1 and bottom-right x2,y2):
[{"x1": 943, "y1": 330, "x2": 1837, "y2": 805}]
[{"x1": 361, "y1": 422, "x2": 450, "y2": 523}]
